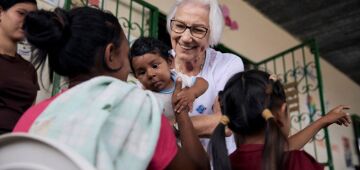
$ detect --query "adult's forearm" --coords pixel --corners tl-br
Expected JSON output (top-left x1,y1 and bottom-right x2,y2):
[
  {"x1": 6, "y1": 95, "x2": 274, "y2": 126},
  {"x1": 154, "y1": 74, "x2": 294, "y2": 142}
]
[
  {"x1": 176, "y1": 113, "x2": 210, "y2": 169},
  {"x1": 190, "y1": 114, "x2": 226, "y2": 138}
]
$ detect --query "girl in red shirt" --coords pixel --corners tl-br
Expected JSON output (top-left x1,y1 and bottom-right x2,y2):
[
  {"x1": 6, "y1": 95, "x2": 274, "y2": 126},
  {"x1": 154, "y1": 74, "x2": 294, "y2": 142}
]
[{"x1": 210, "y1": 70, "x2": 351, "y2": 170}]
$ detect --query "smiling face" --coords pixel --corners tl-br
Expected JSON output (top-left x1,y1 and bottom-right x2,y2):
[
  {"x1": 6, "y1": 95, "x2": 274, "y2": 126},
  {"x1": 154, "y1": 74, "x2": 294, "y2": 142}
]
[
  {"x1": 0, "y1": 2, "x2": 37, "y2": 42},
  {"x1": 131, "y1": 53, "x2": 173, "y2": 92},
  {"x1": 170, "y1": 2, "x2": 210, "y2": 62}
]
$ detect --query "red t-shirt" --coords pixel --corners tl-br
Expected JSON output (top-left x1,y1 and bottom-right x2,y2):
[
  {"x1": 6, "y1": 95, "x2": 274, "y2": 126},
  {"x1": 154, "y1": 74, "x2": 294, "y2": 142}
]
[
  {"x1": 14, "y1": 93, "x2": 177, "y2": 170},
  {"x1": 230, "y1": 144, "x2": 324, "y2": 170}
]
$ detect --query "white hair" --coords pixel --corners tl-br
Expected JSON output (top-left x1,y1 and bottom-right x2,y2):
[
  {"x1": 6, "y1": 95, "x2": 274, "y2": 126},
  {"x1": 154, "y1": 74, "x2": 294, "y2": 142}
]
[{"x1": 166, "y1": 0, "x2": 224, "y2": 47}]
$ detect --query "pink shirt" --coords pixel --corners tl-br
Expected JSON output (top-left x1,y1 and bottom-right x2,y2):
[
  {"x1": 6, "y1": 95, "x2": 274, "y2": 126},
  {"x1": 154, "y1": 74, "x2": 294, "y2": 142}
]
[{"x1": 14, "y1": 93, "x2": 178, "y2": 170}]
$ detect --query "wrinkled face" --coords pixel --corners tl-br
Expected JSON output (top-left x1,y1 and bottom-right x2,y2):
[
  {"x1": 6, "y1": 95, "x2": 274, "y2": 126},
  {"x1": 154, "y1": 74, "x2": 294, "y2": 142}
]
[
  {"x1": 131, "y1": 53, "x2": 173, "y2": 92},
  {"x1": 170, "y1": 2, "x2": 210, "y2": 61},
  {"x1": 0, "y1": 3, "x2": 37, "y2": 41}
]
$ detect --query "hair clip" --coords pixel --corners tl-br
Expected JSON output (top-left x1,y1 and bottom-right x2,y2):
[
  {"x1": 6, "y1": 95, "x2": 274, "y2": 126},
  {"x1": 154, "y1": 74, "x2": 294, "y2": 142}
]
[
  {"x1": 269, "y1": 74, "x2": 278, "y2": 81},
  {"x1": 262, "y1": 109, "x2": 274, "y2": 120},
  {"x1": 220, "y1": 115, "x2": 230, "y2": 125}
]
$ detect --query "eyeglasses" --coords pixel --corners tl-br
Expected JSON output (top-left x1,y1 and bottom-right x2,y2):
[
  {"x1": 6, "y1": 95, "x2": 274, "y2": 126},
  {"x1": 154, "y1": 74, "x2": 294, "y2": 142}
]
[{"x1": 170, "y1": 19, "x2": 208, "y2": 39}]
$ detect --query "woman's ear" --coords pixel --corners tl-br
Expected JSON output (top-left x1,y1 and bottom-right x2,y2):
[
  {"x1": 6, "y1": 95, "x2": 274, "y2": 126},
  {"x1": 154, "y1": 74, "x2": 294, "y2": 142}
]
[{"x1": 104, "y1": 43, "x2": 122, "y2": 71}]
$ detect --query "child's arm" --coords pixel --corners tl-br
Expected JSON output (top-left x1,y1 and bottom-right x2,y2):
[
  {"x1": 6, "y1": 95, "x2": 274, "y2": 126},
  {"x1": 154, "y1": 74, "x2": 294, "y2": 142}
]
[
  {"x1": 173, "y1": 77, "x2": 208, "y2": 113},
  {"x1": 288, "y1": 105, "x2": 351, "y2": 150},
  {"x1": 191, "y1": 77, "x2": 209, "y2": 97},
  {"x1": 169, "y1": 78, "x2": 210, "y2": 170}
]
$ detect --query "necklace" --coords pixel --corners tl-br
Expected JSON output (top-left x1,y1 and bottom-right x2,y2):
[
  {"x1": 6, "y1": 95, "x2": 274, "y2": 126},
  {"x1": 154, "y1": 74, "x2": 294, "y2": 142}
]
[{"x1": 198, "y1": 57, "x2": 206, "y2": 76}]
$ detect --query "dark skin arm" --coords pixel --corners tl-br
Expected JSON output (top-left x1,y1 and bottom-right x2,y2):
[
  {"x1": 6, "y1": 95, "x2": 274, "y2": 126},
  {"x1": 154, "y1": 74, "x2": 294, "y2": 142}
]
[
  {"x1": 173, "y1": 77, "x2": 208, "y2": 113},
  {"x1": 190, "y1": 97, "x2": 232, "y2": 138},
  {"x1": 288, "y1": 105, "x2": 351, "y2": 150},
  {"x1": 166, "y1": 78, "x2": 210, "y2": 170},
  {"x1": 173, "y1": 78, "x2": 231, "y2": 138}
]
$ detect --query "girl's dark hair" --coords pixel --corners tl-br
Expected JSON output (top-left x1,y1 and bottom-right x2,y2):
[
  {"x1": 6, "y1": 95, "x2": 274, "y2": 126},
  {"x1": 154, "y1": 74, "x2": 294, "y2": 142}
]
[
  {"x1": 0, "y1": 0, "x2": 37, "y2": 10},
  {"x1": 210, "y1": 70, "x2": 288, "y2": 170},
  {"x1": 128, "y1": 37, "x2": 171, "y2": 73},
  {"x1": 23, "y1": 7, "x2": 123, "y2": 80}
]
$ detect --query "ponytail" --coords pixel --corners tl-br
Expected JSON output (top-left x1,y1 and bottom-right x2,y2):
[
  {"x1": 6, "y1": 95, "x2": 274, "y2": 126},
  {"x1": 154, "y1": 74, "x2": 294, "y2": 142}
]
[
  {"x1": 24, "y1": 8, "x2": 70, "y2": 81},
  {"x1": 23, "y1": 7, "x2": 124, "y2": 81},
  {"x1": 262, "y1": 117, "x2": 288, "y2": 170},
  {"x1": 262, "y1": 77, "x2": 288, "y2": 170},
  {"x1": 210, "y1": 120, "x2": 231, "y2": 170}
]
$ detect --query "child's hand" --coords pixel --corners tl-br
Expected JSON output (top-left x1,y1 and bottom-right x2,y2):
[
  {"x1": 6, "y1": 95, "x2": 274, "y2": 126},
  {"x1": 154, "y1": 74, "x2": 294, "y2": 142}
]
[
  {"x1": 323, "y1": 105, "x2": 351, "y2": 127},
  {"x1": 172, "y1": 78, "x2": 190, "y2": 114},
  {"x1": 174, "y1": 87, "x2": 196, "y2": 113}
]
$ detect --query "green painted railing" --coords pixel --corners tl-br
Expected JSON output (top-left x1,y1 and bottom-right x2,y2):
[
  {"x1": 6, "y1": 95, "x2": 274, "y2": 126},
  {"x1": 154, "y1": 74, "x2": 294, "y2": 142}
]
[
  {"x1": 255, "y1": 39, "x2": 333, "y2": 170},
  {"x1": 51, "y1": 0, "x2": 159, "y2": 95}
]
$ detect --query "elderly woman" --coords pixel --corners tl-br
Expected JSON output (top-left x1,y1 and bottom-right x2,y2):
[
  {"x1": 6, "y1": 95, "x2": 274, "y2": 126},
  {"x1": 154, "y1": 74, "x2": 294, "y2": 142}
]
[
  {"x1": 167, "y1": 0, "x2": 244, "y2": 152},
  {"x1": 0, "y1": 0, "x2": 38, "y2": 134}
]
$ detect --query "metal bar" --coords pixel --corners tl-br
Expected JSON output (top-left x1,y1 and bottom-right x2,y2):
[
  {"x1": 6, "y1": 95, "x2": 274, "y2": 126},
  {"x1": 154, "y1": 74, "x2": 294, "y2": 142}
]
[
  {"x1": 264, "y1": 63, "x2": 267, "y2": 71},
  {"x1": 302, "y1": 47, "x2": 309, "y2": 95},
  {"x1": 116, "y1": 0, "x2": 120, "y2": 17},
  {"x1": 290, "y1": 50, "x2": 302, "y2": 130},
  {"x1": 312, "y1": 39, "x2": 334, "y2": 170},
  {"x1": 301, "y1": 45, "x2": 319, "y2": 160},
  {"x1": 291, "y1": 51, "x2": 296, "y2": 82},
  {"x1": 63, "y1": 0, "x2": 71, "y2": 10},
  {"x1": 101, "y1": 0, "x2": 105, "y2": 10},
  {"x1": 150, "y1": 8, "x2": 159, "y2": 38},
  {"x1": 141, "y1": 6, "x2": 145, "y2": 36},
  {"x1": 273, "y1": 59, "x2": 277, "y2": 74},
  {"x1": 133, "y1": 0, "x2": 158, "y2": 10},
  {"x1": 282, "y1": 55, "x2": 286, "y2": 82},
  {"x1": 257, "y1": 40, "x2": 313, "y2": 65},
  {"x1": 127, "y1": 0, "x2": 133, "y2": 39}
]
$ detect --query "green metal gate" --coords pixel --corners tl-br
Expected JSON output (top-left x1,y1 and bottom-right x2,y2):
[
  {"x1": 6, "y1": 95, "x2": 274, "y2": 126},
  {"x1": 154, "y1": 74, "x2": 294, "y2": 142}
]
[
  {"x1": 52, "y1": 0, "x2": 159, "y2": 95},
  {"x1": 255, "y1": 39, "x2": 333, "y2": 170},
  {"x1": 64, "y1": 0, "x2": 159, "y2": 39}
]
